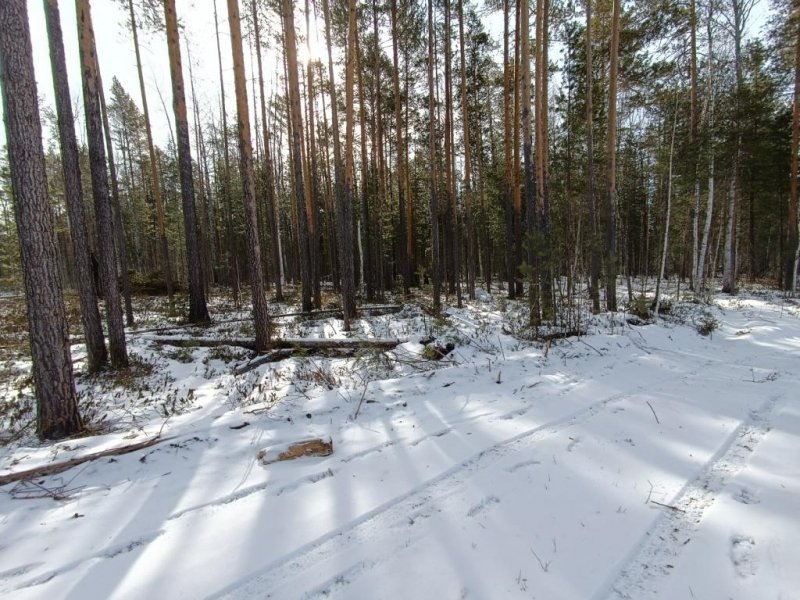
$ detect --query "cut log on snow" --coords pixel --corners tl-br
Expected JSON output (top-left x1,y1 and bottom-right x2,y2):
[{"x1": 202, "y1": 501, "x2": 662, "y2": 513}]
[
  {"x1": 120, "y1": 304, "x2": 403, "y2": 339},
  {"x1": 257, "y1": 438, "x2": 333, "y2": 464},
  {"x1": 233, "y1": 348, "x2": 294, "y2": 375},
  {"x1": 148, "y1": 336, "x2": 401, "y2": 353},
  {"x1": 0, "y1": 435, "x2": 169, "y2": 487}
]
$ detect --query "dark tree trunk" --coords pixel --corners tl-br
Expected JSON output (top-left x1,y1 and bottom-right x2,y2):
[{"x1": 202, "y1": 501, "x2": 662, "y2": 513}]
[
  {"x1": 428, "y1": 0, "x2": 442, "y2": 313},
  {"x1": 339, "y1": 0, "x2": 358, "y2": 329},
  {"x1": 127, "y1": 0, "x2": 173, "y2": 298},
  {"x1": 0, "y1": 0, "x2": 83, "y2": 439},
  {"x1": 226, "y1": 0, "x2": 271, "y2": 350},
  {"x1": 98, "y1": 77, "x2": 134, "y2": 326},
  {"x1": 390, "y1": 0, "x2": 410, "y2": 294},
  {"x1": 76, "y1": 0, "x2": 128, "y2": 368},
  {"x1": 787, "y1": 3, "x2": 800, "y2": 291},
  {"x1": 281, "y1": 0, "x2": 314, "y2": 313},
  {"x1": 44, "y1": 0, "x2": 107, "y2": 373},
  {"x1": 252, "y1": 0, "x2": 283, "y2": 302},
  {"x1": 605, "y1": 0, "x2": 620, "y2": 311},
  {"x1": 164, "y1": 0, "x2": 209, "y2": 324}
]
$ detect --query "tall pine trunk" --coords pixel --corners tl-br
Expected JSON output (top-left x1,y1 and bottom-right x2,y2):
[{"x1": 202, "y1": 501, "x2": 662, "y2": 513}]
[
  {"x1": 458, "y1": 0, "x2": 475, "y2": 300},
  {"x1": 605, "y1": 0, "x2": 620, "y2": 311},
  {"x1": 76, "y1": 0, "x2": 128, "y2": 368},
  {"x1": 786, "y1": 2, "x2": 800, "y2": 291},
  {"x1": 281, "y1": 0, "x2": 314, "y2": 313},
  {"x1": 1, "y1": 0, "x2": 83, "y2": 439},
  {"x1": 227, "y1": 0, "x2": 271, "y2": 350},
  {"x1": 586, "y1": 0, "x2": 600, "y2": 312},
  {"x1": 44, "y1": 0, "x2": 106, "y2": 373},
  {"x1": 252, "y1": 0, "x2": 284, "y2": 301},
  {"x1": 127, "y1": 0, "x2": 173, "y2": 298},
  {"x1": 164, "y1": 0, "x2": 209, "y2": 323}
]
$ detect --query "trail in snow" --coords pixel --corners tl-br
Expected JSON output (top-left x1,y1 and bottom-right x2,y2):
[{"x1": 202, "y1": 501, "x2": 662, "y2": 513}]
[{"x1": 0, "y1": 291, "x2": 798, "y2": 600}]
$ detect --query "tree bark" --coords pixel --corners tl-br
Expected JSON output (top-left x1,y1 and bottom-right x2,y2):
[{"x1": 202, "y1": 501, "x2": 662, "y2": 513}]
[
  {"x1": 281, "y1": 0, "x2": 314, "y2": 313},
  {"x1": 605, "y1": 0, "x2": 620, "y2": 311},
  {"x1": 586, "y1": 0, "x2": 600, "y2": 312},
  {"x1": 0, "y1": 0, "x2": 83, "y2": 439},
  {"x1": 458, "y1": 0, "x2": 475, "y2": 300},
  {"x1": 226, "y1": 0, "x2": 271, "y2": 350},
  {"x1": 252, "y1": 0, "x2": 283, "y2": 302},
  {"x1": 390, "y1": 0, "x2": 411, "y2": 294},
  {"x1": 44, "y1": 0, "x2": 107, "y2": 373},
  {"x1": 787, "y1": 2, "x2": 800, "y2": 291},
  {"x1": 428, "y1": 0, "x2": 442, "y2": 312},
  {"x1": 76, "y1": 0, "x2": 128, "y2": 368},
  {"x1": 97, "y1": 77, "x2": 134, "y2": 326},
  {"x1": 339, "y1": 0, "x2": 359, "y2": 329},
  {"x1": 164, "y1": 0, "x2": 210, "y2": 324},
  {"x1": 523, "y1": 0, "x2": 538, "y2": 322},
  {"x1": 213, "y1": 0, "x2": 240, "y2": 305},
  {"x1": 127, "y1": 0, "x2": 173, "y2": 299}
]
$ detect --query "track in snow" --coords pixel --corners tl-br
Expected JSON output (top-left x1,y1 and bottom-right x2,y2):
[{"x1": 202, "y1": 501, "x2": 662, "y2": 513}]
[
  {"x1": 596, "y1": 393, "x2": 783, "y2": 599},
  {"x1": 209, "y1": 364, "x2": 710, "y2": 600}
]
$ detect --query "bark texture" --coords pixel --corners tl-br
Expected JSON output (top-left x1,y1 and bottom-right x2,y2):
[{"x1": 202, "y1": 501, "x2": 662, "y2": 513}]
[
  {"x1": 76, "y1": 0, "x2": 128, "y2": 368},
  {"x1": 226, "y1": 0, "x2": 271, "y2": 350},
  {"x1": 164, "y1": 0, "x2": 210, "y2": 323},
  {"x1": 0, "y1": 0, "x2": 83, "y2": 439},
  {"x1": 44, "y1": 0, "x2": 107, "y2": 373}
]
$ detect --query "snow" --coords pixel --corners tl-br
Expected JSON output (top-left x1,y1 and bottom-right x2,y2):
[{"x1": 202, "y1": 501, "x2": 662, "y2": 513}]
[{"x1": 0, "y1": 288, "x2": 798, "y2": 599}]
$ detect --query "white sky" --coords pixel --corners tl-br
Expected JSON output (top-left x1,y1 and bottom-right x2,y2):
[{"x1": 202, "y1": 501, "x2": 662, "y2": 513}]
[
  {"x1": 0, "y1": 0, "x2": 771, "y2": 163},
  {"x1": 2, "y1": 0, "x2": 294, "y2": 153}
]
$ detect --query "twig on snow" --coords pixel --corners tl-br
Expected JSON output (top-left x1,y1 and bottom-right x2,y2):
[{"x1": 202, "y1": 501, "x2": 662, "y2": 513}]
[
  {"x1": 650, "y1": 500, "x2": 686, "y2": 513},
  {"x1": 646, "y1": 400, "x2": 660, "y2": 424},
  {"x1": 530, "y1": 547, "x2": 551, "y2": 572}
]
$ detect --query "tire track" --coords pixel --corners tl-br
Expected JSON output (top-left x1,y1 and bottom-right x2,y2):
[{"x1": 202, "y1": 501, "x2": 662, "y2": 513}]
[
  {"x1": 209, "y1": 363, "x2": 707, "y2": 600},
  {"x1": 595, "y1": 393, "x2": 783, "y2": 600}
]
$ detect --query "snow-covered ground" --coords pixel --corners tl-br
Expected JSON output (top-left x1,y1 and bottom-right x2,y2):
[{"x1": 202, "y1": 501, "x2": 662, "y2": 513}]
[{"x1": 0, "y1": 287, "x2": 798, "y2": 599}]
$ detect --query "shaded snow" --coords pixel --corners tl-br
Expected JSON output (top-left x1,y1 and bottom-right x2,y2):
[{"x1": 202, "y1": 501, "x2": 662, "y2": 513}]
[{"x1": 0, "y1": 289, "x2": 798, "y2": 599}]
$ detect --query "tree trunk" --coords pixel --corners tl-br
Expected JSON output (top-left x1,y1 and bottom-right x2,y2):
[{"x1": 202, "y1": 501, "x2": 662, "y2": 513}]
[
  {"x1": 281, "y1": 0, "x2": 314, "y2": 313},
  {"x1": 339, "y1": 0, "x2": 358, "y2": 329},
  {"x1": 127, "y1": 0, "x2": 173, "y2": 299},
  {"x1": 522, "y1": 0, "x2": 538, "y2": 322},
  {"x1": 252, "y1": 0, "x2": 283, "y2": 302},
  {"x1": 787, "y1": 2, "x2": 800, "y2": 291},
  {"x1": 697, "y1": 3, "x2": 715, "y2": 292},
  {"x1": 226, "y1": 0, "x2": 271, "y2": 350},
  {"x1": 655, "y1": 95, "x2": 679, "y2": 317},
  {"x1": 428, "y1": 0, "x2": 442, "y2": 312},
  {"x1": 1, "y1": 0, "x2": 83, "y2": 439},
  {"x1": 214, "y1": 0, "x2": 240, "y2": 305},
  {"x1": 390, "y1": 0, "x2": 410, "y2": 294},
  {"x1": 538, "y1": 0, "x2": 554, "y2": 320},
  {"x1": 503, "y1": 0, "x2": 515, "y2": 299},
  {"x1": 76, "y1": 0, "x2": 128, "y2": 368},
  {"x1": 458, "y1": 0, "x2": 475, "y2": 300},
  {"x1": 586, "y1": 0, "x2": 600, "y2": 312},
  {"x1": 355, "y1": 34, "x2": 374, "y2": 301},
  {"x1": 164, "y1": 0, "x2": 210, "y2": 324},
  {"x1": 605, "y1": 0, "x2": 620, "y2": 311},
  {"x1": 690, "y1": 0, "x2": 700, "y2": 291},
  {"x1": 44, "y1": 0, "x2": 106, "y2": 373}
]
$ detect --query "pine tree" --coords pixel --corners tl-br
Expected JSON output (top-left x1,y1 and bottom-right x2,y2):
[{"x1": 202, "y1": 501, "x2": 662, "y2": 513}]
[{"x1": 1, "y1": 0, "x2": 83, "y2": 439}]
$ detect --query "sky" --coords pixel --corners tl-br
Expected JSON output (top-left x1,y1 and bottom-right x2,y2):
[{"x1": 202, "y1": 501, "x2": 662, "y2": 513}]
[
  {"x1": 2, "y1": 0, "x2": 295, "y2": 153},
  {"x1": 0, "y1": 0, "x2": 772, "y2": 165}
]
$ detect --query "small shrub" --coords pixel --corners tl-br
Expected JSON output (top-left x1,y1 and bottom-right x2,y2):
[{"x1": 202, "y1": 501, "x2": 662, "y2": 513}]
[{"x1": 696, "y1": 313, "x2": 719, "y2": 336}]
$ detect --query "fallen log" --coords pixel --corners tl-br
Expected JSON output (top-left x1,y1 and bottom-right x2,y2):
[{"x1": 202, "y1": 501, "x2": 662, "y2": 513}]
[
  {"x1": 0, "y1": 435, "x2": 170, "y2": 487},
  {"x1": 257, "y1": 438, "x2": 333, "y2": 464},
  {"x1": 148, "y1": 337, "x2": 257, "y2": 350},
  {"x1": 148, "y1": 336, "x2": 401, "y2": 353}
]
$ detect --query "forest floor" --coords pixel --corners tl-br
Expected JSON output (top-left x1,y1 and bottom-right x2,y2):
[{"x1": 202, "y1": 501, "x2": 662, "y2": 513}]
[{"x1": 0, "y1": 282, "x2": 798, "y2": 599}]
